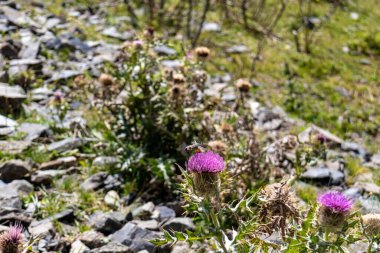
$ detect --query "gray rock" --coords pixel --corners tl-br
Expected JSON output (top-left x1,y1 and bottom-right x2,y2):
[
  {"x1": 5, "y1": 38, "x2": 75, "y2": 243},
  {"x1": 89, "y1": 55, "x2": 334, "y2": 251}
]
[
  {"x1": 300, "y1": 167, "x2": 344, "y2": 185},
  {"x1": 154, "y1": 45, "x2": 176, "y2": 56},
  {"x1": 78, "y1": 230, "x2": 107, "y2": 249},
  {"x1": 298, "y1": 125, "x2": 343, "y2": 146},
  {"x1": 130, "y1": 220, "x2": 159, "y2": 231},
  {"x1": 47, "y1": 138, "x2": 87, "y2": 153},
  {"x1": 70, "y1": 240, "x2": 90, "y2": 253},
  {"x1": 0, "y1": 159, "x2": 31, "y2": 182},
  {"x1": 90, "y1": 242, "x2": 133, "y2": 253},
  {"x1": 89, "y1": 211, "x2": 125, "y2": 235},
  {"x1": 19, "y1": 39, "x2": 40, "y2": 59},
  {"x1": 48, "y1": 70, "x2": 82, "y2": 82},
  {"x1": 104, "y1": 190, "x2": 120, "y2": 209},
  {"x1": 0, "y1": 184, "x2": 22, "y2": 208},
  {"x1": 354, "y1": 182, "x2": 380, "y2": 195},
  {"x1": 0, "y1": 114, "x2": 18, "y2": 128},
  {"x1": 39, "y1": 156, "x2": 77, "y2": 170},
  {"x1": 151, "y1": 206, "x2": 175, "y2": 222},
  {"x1": 161, "y1": 60, "x2": 182, "y2": 69},
  {"x1": 162, "y1": 217, "x2": 195, "y2": 232},
  {"x1": 18, "y1": 122, "x2": 52, "y2": 141},
  {"x1": 80, "y1": 172, "x2": 109, "y2": 191},
  {"x1": 359, "y1": 196, "x2": 380, "y2": 214},
  {"x1": 226, "y1": 44, "x2": 249, "y2": 54},
  {"x1": 0, "y1": 140, "x2": 31, "y2": 154},
  {"x1": 131, "y1": 202, "x2": 155, "y2": 220},
  {"x1": 341, "y1": 141, "x2": 369, "y2": 160},
  {"x1": 101, "y1": 27, "x2": 133, "y2": 40},
  {"x1": 29, "y1": 220, "x2": 55, "y2": 237},
  {"x1": 30, "y1": 86, "x2": 53, "y2": 101},
  {"x1": 1, "y1": 6, "x2": 40, "y2": 28},
  {"x1": 0, "y1": 207, "x2": 32, "y2": 224},
  {"x1": 8, "y1": 179, "x2": 33, "y2": 194},
  {"x1": 32, "y1": 209, "x2": 75, "y2": 227},
  {"x1": 171, "y1": 241, "x2": 190, "y2": 253},
  {"x1": 349, "y1": 240, "x2": 369, "y2": 253},
  {"x1": 93, "y1": 156, "x2": 119, "y2": 167},
  {"x1": 372, "y1": 153, "x2": 380, "y2": 165},
  {"x1": 0, "y1": 83, "x2": 27, "y2": 113},
  {"x1": 31, "y1": 169, "x2": 66, "y2": 184},
  {"x1": 110, "y1": 222, "x2": 158, "y2": 253}
]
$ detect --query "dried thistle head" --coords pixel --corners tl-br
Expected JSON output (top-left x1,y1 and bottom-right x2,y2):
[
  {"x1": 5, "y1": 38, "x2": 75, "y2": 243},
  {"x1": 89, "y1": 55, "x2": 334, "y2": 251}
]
[
  {"x1": 221, "y1": 123, "x2": 234, "y2": 134},
  {"x1": 362, "y1": 213, "x2": 380, "y2": 236},
  {"x1": 259, "y1": 182, "x2": 299, "y2": 237},
  {"x1": 195, "y1": 46, "x2": 210, "y2": 59},
  {"x1": 163, "y1": 68, "x2": 174, "y2": 81},
  {"x1": 169, "y1": 84, "x2": 186, "y2": 102},
  {"x1": 208, "y1": 140, "x2": 228, "y2": 156},
  {"x1": 74, "y1": 75, "x2": 86, "y2": 87},
  {"x1": 99, "y1": 73, "x2": 115, "y2": 87},
  {"x1": 317, "y1": 191, "x2": 353, "y2": 229},
  {"x1": 235, "y1": 79, "x2": 251, "y2": 93},
  {"x1": 0, "y1": 223, "x2": 23, "y2": 253},
  {"x1": 173, "y1": 73, "x2": 186, "y2": 85},
  {"x1": 192, "y1": 70, "x2": 208, "y2": 86}
]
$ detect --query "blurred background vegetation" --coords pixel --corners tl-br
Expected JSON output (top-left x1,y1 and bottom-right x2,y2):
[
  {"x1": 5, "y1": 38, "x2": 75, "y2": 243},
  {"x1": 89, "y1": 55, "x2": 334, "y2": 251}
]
[{"x1": 30, "y1": 0, "x2": 380, "y2": 152}]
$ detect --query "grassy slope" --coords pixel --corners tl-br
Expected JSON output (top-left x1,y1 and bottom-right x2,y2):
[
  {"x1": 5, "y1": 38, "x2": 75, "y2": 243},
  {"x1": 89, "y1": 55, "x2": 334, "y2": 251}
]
[{"x1": 23, "y1": 0, "x2": 380, "y2": 152}]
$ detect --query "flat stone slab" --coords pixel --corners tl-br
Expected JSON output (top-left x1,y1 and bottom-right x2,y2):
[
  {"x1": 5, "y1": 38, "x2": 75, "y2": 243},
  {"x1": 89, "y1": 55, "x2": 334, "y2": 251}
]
[{"x1": 0, "y1": 140, "x2": 31, "y2": 154}]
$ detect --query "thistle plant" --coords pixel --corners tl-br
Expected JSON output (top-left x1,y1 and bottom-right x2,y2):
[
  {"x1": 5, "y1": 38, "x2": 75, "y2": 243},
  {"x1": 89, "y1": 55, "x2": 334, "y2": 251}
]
[
  {"x1": 317, "y1": 191, "x2": 353, "y2": 229},
  {"x1": 0, "y1": 224, "x2": 23, "y2": 253},
  {"x1": 49, "y1": 90, "x2": 69, "y2": 126}
]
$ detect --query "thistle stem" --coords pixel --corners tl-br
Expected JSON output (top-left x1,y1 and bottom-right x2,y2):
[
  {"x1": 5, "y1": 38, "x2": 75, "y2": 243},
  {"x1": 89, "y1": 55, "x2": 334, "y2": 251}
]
[
  {"x1": 324, "y1": 228, "x2": 329, "y2": 242},
  {"x1": 368, "y1": 239, "x2": 374, "y2": 253}
]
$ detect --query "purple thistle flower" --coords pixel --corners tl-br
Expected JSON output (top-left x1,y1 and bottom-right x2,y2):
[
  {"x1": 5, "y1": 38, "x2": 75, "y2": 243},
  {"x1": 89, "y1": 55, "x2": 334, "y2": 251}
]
[
  {"x1": 187, "y1": 151, "x2": 225, "y2": 173},
  {"x1": 318, "y1": 191, "x2": 353, "y2": 213},
  {"x1": 7, "y1": 223, "x2": 23, "y2": 244},
  {"x1": 53, "y1": 90, "x2": 63, "y2": 103}
]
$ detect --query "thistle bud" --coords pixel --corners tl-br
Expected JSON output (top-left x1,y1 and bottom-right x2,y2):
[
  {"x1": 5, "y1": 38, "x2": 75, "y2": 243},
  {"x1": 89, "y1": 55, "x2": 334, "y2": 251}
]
[
  {"x1": 169, "y1": 85, "x2": 186, "y2": 102},
  {"x1": 194, "y1": 47, "x2": 210, "y2": 59},
  {"x1": 99, "y1": 74, "x2": 114, "y2": 87},
  {"x1": 317, "y1": 191, "x2": 353, "y2": 229},
  {"x1": 235, "y1": 79, "x2": 251, "y2": 93},
  {"x1": 173, "y1": 73, "x2": 186, "y2": 85}
]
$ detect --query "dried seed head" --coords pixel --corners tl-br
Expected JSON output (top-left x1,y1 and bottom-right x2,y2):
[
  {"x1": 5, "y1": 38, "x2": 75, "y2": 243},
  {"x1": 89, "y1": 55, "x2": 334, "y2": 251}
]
[
  {"x1": 173, "y1": 73, "x2": 186, "y2": 84},
  {"x1": 221, "y1": 123, "x2": 234, "y2": 133},
  {"x1": 363, "y1": 213, "x2": 380, "y2": 236},
  {"x1": 317, "y1": 191, "x2": 353, "y2": 229},
  {"x1": 169, "y1": 84, "x2": 186, "y2": 101},
  {"x1": 259, "y1": 182, "x2": 299, "y2": 237},
  {"x1": 235, "y1": 79, "x2": 251, "y2": 93},
  {"x1": 192, "y1": 70, "x2": 208, "y2": 86},
  {"x1": 99, "y1": 74, "x2": 114, "y2": 86},
  {"x1": 74, "y1": 75, "x2": 86, "y2": 86},
  {"x1": 208, "y1": 140, "x2": 228, "y2": 155},
  {"x1": 195, "y1": 47, "x2": 210, "y2": 59}
]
